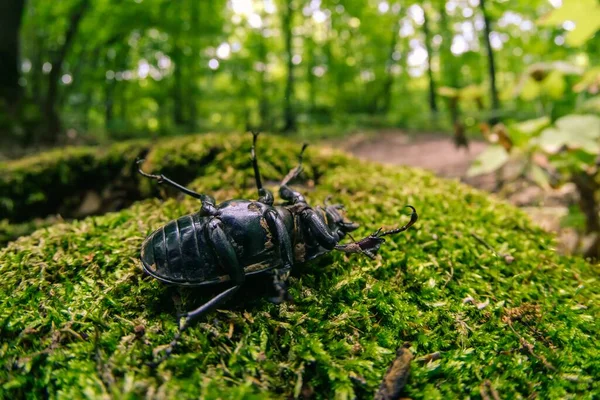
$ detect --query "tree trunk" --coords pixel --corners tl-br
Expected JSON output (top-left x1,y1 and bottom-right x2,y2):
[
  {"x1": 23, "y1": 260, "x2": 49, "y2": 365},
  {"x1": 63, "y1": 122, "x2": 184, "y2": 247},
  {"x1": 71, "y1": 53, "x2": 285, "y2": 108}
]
[
  {"x1": 43, "y1": 0, "x2": 90, "y2": 144},
  {"x1": 188, "y1": 0, "x2": 200, "y2": 131},
  {"x1": 172, "y1": 43, "x2": 185, "y2": 126},
  {"x1": 257, "y1": 29, "x2": 269, "y2": 131},
  {"x1": 479, "y1": 0, "x2": 500, "y2": 124},
  {"x1": 422, "y1": 5, "x2": 438, "y2": 114},
  {"x1": 438, "y1": 0, "x2": 467, "y2": 148},
  {"x1": 171, "y1": 1, "x2": 185, "y2": 127},
  {"x1": 0, "y1": 0, "x2": 26, "y2": 107},
  {"x1": 281, "y1": 0, "x2": 296, "y2": 133},
  {"x1": 306, "y1": 32, "x2": 316, "y2": 113},
  {"x1": 438, "y1": 0, "x2": 458, "y2": 89},
  {"x1": 379, "y1": 19, "x2": 400, "y2": 114},
  {"x1": 571, "y1": 173, "x2": 600, "y2": 259}
]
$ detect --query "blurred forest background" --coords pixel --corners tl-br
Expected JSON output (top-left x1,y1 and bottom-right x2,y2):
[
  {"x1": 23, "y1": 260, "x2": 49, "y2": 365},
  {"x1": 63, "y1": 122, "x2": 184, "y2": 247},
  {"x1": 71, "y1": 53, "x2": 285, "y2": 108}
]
[
  {"x1": 2, "y1": 0, "x2": 600, "y2": 255},
  {"x1": 1, "y1": 0, "x2": 598, "y2": 149}
]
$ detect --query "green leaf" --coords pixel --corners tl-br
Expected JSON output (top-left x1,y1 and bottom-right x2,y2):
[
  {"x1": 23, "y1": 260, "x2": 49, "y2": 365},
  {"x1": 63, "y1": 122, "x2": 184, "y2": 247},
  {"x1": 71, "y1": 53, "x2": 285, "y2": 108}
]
[
  {"x1": 518, "y1": 77, "x2": 541, "y2": 101},
  {"x1": 538, "y1": 115, "x2": 600, "y2": 154},
  {"x1": 538, "y1": 128, "x2": 570, "y2": 153},
  {"x1": 467, "y1": 145, "x2": 509, "y2": 177},
  {"x1": 542, "y1": 70, "x2": 566, "y2": 99},
  {"x1": 578, "y1": 96, "x2": 600, "y2": 113},
  {"x1": 459, "y1": 84, "x2": 486, "y2": 101},
  {"x1": 513, "y1": 117, "x2": 551, "y2": 136},
  {"x1": 437, "y1": 86, "x2": 458, "y2": 98},
  {"x1": 555, "y1": 114, "x2": 600, "y2": 139},
  {"x1": 569, "y1": 149, "x2": 598, "y2": 166},
  {"x1": 529, "y1": 164, "x2": 551, "y2": 190},
  {"x1": 537, "y1": 0, "x2": 600, "y2": 46},
  {"x1": 573, "y1": 67, "x2": 600, "y2": 93},
  {"x1": 560, "y1": 204, "x2": 587, "y2": 231}
]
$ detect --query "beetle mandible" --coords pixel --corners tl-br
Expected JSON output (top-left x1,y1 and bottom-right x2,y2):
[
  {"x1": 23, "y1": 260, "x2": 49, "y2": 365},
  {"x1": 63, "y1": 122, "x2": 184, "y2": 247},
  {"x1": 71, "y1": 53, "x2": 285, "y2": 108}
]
[{"x1": 138, "y1": 132, "x2": 418, "y2": 365}]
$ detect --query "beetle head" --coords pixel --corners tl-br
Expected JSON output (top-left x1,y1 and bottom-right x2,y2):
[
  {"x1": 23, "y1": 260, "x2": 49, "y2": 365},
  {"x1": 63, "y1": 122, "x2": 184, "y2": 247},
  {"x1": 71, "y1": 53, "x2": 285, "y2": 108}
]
[{"x1": 322, "y1": 203, "x2": 359, "y2": 239}]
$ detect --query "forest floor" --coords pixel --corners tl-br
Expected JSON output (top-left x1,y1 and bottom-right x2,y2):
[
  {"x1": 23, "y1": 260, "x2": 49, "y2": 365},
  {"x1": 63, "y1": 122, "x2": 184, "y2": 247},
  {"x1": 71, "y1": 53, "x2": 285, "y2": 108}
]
[{"x1": 325, "y1": 129, "x2": 579, "y2": 254}]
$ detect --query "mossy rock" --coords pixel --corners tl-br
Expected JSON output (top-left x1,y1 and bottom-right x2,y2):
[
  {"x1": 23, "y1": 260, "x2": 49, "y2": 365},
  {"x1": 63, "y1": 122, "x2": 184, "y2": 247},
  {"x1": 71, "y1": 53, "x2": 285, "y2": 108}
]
[{"x1": 0, "y1": 134, "x2": 598, "y2": 399}]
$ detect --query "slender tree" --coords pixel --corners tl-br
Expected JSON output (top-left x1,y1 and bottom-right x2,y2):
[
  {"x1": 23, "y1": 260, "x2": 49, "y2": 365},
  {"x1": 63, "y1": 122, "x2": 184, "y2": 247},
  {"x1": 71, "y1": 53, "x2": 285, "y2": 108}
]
[
  {"x1": 378, "y1": 16, "x2": 400, "y2": 115},
  {"x1": 422, "y1": 3, "x2": 438, "y2": 113},
  {"x1": 43, "y1": 0, "x2": 90, "y2": 143},
  {"x1": 306, "y1": 22, "x2": 317, "y2": 113},
  {"x1": 171, "y1": 1, "x2": 186, "y2": 127},
  {"x1": 479, "y1": 0, "x2": 500, "y2": 123},
  {"x1": 281, "y1": 0, "x2": 296, "y2": 132},
  {"x1": 0, "y1": 0, "x2": 26, "y2": 107},
  {"x1": 257, "y1": 27, "x2": 270, "y2": 130},
  {"x1": 188, "y1": 0, "x2": 200, "y2": 131}
]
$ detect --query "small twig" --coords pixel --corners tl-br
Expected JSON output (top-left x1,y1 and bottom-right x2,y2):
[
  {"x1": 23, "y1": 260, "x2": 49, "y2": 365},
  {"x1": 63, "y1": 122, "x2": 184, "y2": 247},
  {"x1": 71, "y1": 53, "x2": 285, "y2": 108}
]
[
  {"x1": 94, "y1": 326, "x2": 116, "y2": 391},
  {"x1": 519, "y1": 337, "x2": 556, "y2": 371},
  {"x1": 471, "y1": 232, "x2": 498, "y2": 256},
  {"x1": 480, "y1": 380, "x2": 501, "y2": 400},
  {"x1": 416, "y1": 352, "x2": 441, "y2": 364},
  {"x1": 470, "y1": 232, "x2": 515, "y2": 263},
  {"x1": 504, "y1": 318, "x2": 556, "y2": 372},
  {"x1": 374, "y1": 343, "x2": 413, "y2": 400},
  {"x1": 442, "y1": 262, "x2": 454, "y2": 289}
]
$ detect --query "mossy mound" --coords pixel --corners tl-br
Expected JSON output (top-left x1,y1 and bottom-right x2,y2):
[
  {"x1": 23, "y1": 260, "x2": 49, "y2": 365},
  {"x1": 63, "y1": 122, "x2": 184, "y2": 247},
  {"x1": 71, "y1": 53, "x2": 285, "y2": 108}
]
[
  {"x1": 0, "y1": 134, "x2": 598, "y2": 399},
  {"x1": 0, "y1": 133, "x2": 337, "y2": 228},
  {"x1": 0, "y1": 140, "x2": 150, "y2": 223}
]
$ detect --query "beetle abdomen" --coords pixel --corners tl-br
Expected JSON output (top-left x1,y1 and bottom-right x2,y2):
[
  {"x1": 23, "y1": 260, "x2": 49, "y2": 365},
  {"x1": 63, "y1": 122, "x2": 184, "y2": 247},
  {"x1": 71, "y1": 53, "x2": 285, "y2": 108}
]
[{"x1": 141, "y1": 213, "x2": 220, "y2": 285}]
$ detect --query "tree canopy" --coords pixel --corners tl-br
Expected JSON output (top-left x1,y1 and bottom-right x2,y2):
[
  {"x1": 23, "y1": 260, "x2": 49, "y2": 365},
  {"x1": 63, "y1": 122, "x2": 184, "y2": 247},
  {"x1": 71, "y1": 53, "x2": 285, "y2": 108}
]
[{"x1": 1, "y1": 0, "x2": 599, "y2": 148}]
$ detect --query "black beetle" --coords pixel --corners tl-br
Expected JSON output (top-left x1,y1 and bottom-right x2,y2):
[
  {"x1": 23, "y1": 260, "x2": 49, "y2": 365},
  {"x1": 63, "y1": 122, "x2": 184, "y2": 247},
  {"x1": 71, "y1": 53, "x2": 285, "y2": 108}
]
[{"x1": 138, "y1": 132, "x2": 417, "y2": 364}]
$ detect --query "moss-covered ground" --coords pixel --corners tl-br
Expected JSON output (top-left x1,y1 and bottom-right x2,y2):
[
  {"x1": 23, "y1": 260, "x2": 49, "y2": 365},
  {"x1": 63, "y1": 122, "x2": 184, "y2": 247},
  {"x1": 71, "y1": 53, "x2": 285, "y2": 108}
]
[{"x1": 0, "y1": 134, "x2": 598, "y2": 399}]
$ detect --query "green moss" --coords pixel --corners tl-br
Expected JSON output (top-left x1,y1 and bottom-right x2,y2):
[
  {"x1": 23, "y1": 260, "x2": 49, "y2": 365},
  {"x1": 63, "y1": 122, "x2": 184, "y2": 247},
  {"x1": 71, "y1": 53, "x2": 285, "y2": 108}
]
[
  {"x1": 0, "y1": 134, "x2": 598, "y2": 399},
  {"x1": 0, "y1": 140, "x2": 150, "y2": 222},
  {"x1": 0, "y1": 217, "x2": 62, "y2": 247}
]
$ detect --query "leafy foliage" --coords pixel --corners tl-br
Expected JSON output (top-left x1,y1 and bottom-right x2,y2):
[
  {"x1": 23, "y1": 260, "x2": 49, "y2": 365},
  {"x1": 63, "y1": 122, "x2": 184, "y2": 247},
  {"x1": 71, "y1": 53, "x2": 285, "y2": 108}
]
[
  {"x1": 537, "y1": 0, "x2": 600, "y2": 46},
  {"x1": 2, "y1": 0, "x2": 599, "y2": 146}
]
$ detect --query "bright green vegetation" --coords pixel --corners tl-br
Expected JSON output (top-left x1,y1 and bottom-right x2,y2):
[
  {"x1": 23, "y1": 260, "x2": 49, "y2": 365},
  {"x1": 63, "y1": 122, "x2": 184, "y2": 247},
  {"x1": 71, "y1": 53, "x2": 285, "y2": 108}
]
[
  {"x1": 0, "y1": 134, "x2": 598, "y2": 399},
  {"x1": 3, "y1": 0, "x2": 600, "y2": 147},
  {"x1": 0, "y1": 217, "x2": 62, "y2": 247}
]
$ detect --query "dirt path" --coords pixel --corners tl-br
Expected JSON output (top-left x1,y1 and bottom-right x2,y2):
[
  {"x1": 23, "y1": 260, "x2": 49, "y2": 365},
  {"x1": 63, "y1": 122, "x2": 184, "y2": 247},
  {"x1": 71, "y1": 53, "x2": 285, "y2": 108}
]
[
  {"x1": 324, "y1": 130, "x2": 578, "y2": 254},
  {"x1": 337, "y1": 131, "x2": 487, "y2": 177}
]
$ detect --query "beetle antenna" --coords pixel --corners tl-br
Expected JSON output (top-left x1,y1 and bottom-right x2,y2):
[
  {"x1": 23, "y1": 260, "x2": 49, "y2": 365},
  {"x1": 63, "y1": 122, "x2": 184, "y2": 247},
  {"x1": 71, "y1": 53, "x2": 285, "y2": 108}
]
[
  {"x1": 250, "y1": 130, "x2": 264, "y2": 191},
  {"x1": 377, "y1": 206, "x2": 418, "y2": 237},
  {"x1": 281, "y1": 142, "x2": 309, "y2": 186}
]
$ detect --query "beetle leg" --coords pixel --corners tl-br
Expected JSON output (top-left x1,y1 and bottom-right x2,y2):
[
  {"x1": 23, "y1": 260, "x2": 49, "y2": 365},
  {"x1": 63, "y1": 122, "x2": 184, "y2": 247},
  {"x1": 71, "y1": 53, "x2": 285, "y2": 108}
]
[
  {"x1": 149, "y1": 285, "x2": 240, "y2": 367},
  {"x1": 149, "y1": 219, "x2": 244, "y2": 367},
  {"x1": 301, "y1": 208, "x2": 340, "y2": 250},
  {"x1": 279, "y1": 143, "x2": 308, "y2": 204},
  {"x1": 264, "y1": 209, "x2": 294, "y2": 303},
  {"x1": 270, "y1": 266, "x2": 292, "y2": 304},
  {"x1": 137, "y1": 159, "x2": 219, "y2": 216},
  {"x1": 250, "y1": 131, "x2": 274, "y2": 205}
]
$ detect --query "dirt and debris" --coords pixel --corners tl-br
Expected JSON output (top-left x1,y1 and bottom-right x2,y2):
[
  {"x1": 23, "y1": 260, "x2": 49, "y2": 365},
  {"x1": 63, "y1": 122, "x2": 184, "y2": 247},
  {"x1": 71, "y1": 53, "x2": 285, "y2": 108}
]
[
  {"x1": 374, "y1": 343, "x2": 413, "y2": 400},
  {"x1": 328, "y1": 130, "x2": 579, "y2": 254}
]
